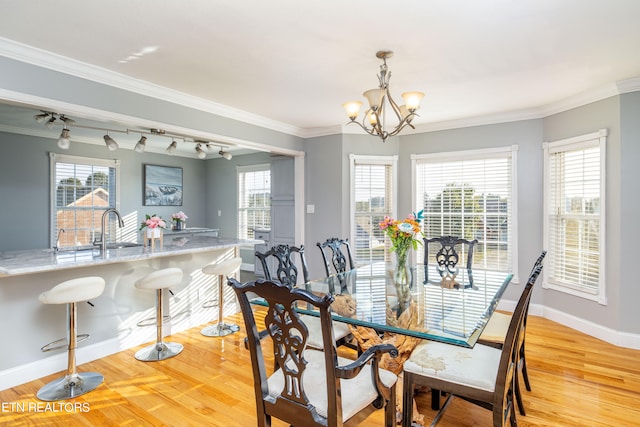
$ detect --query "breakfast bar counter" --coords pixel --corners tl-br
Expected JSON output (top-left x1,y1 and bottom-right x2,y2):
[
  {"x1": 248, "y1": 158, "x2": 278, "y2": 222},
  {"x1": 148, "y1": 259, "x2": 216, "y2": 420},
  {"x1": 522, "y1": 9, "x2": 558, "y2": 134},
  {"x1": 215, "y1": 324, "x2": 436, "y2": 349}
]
[{"x1": 0, "y1": 236, "x2": 252, "y2": 390}]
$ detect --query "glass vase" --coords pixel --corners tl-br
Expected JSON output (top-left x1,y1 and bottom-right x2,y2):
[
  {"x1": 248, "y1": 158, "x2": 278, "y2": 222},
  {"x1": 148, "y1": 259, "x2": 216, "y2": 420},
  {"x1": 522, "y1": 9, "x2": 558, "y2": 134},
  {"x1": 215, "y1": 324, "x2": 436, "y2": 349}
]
[
  {"x1": 393, "y1": 249, "x2": 412, "y2": 310},
  {"x1": 174, "y1": 220, "x2": 183, "y2": 231}
]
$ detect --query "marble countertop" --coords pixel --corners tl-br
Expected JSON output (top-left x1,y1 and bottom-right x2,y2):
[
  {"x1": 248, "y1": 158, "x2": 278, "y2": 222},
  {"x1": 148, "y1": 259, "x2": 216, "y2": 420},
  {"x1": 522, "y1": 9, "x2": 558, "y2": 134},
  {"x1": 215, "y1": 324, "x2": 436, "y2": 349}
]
[{"x1": 0, "y1": 235, "x2": 254, "y2": 277}]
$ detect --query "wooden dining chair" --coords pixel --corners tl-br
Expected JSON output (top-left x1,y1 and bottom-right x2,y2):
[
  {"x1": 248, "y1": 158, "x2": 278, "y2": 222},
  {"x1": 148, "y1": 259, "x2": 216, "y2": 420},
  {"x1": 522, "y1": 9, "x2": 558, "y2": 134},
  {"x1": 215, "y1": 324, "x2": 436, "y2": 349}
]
[
  {"x1": 423, "y1": 236, "x2": 478, "y2": 288},
  {"x1": 228, "y1": 277, "x2": 399, "y2": 427},
  {"x1": 401, "y1": 264, "x2": 542, "y2": 427},
  {"x1": 255, "y1": 244, "x2": 353, "y2": 350},
  {"x1": 317, "y1": 237, "x2": 356, "y2": 276},
  {"x1": 477, "y1": 250, "x2": 547, "y2": 415}
]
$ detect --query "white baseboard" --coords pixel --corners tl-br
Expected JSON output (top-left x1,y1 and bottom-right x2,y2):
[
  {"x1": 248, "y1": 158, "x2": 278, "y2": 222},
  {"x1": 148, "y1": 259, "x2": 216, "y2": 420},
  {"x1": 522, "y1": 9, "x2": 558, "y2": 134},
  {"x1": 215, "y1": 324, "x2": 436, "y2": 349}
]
[{"x1": 497, "y1": 299, "x2": 640, "y2": 350}]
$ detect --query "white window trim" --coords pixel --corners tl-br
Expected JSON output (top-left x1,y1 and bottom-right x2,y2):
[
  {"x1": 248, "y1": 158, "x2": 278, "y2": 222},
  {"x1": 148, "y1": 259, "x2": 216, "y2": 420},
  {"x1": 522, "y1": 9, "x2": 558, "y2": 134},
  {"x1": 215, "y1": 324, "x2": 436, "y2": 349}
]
[
  {"x1": 411, "y1": 145, "x2": 519, "y2": 282},
  {"x1": 349, "y1": 154, "x2": 398, "y2": 261},
  {"x1": 542, "y1": 129, "x2": 607, "y2": 305},
  {"x1": 236, "y1": 163, "x2": 271, "y2": 242},
  {"x1": 49, "y1": 152, "x2": 120, "y2": 247}
]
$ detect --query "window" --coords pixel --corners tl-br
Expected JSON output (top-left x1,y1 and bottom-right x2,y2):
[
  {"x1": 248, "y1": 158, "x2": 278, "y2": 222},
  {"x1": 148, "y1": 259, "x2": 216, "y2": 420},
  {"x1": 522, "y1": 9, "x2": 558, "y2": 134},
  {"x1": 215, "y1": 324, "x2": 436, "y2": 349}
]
[
  {"x1": 350, "y1": 154, "x2": 397, "y2": 264},
  {"x1": 543, "y1": 129, "x2": 606, "y2": 304},
  {"x1": 50, "y1": 153, "x2": 120, "y2": 247},
  {"x1": 238, "y1": 164, "x2": 271, "y2": 240},
  {"x1": 412, "y1": 146, "x2": 518, "y2": 276}
]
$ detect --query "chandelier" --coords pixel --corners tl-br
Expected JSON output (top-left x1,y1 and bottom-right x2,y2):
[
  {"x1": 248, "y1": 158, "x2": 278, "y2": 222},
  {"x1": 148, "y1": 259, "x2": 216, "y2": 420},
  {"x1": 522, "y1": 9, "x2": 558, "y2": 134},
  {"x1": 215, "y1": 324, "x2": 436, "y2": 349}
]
[{"x1": 343, "y1": 50, "x2": 424, "y2": 142}]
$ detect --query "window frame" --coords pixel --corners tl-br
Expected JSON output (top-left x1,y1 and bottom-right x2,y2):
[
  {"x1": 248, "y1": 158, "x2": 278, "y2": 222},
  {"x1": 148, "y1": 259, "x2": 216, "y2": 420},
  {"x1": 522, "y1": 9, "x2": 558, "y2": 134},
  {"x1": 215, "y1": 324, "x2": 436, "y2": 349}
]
[
  {"x1": 49, "y1": 152, "x2": 120, "y2": 247},
  {"x1": 542, "y1": 129, "x2": 607, "y2": 304},
  {"x1": 237, "y1": 163, "x2": 271, "y2": 240},
  {"x1": 349, "y1": 154, "x2": 398, "y2": 264},
  {"x1": 411, "y1": 145, "x2": 519, "y2": 281}
]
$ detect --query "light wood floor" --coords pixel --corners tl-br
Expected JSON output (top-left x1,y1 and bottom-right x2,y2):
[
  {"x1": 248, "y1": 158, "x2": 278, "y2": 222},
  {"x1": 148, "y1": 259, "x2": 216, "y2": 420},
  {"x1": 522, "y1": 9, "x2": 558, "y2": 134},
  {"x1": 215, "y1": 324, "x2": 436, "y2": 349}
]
[{"x1": 1, "y1": 313, "x2": 639, "y2": 426}]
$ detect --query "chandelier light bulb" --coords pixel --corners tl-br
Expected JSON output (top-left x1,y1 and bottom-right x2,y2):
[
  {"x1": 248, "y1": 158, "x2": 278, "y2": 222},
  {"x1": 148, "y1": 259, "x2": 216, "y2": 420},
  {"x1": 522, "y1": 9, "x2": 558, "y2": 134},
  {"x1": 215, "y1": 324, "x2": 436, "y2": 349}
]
[{"x1": 219, "y1": 149, "x2": 232, "y2": 160}]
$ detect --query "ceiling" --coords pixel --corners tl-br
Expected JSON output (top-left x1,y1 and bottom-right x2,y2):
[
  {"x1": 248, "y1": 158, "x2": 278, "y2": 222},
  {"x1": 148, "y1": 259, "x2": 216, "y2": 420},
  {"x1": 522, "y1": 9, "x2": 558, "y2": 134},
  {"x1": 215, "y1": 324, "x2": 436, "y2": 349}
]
[{"x1": 1, "y1": 0, "x2": 640, "y2": 154}]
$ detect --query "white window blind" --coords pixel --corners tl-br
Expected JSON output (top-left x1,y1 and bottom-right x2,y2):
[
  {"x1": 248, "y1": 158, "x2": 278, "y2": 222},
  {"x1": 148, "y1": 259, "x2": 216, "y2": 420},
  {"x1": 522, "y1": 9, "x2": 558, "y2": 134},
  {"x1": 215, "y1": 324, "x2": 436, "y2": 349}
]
[
  {"x1": 350, "y1": 155, "x2": 397, "y2": 264},
  {"x1": 50, "y1": 153, "x2": 119, "y2": 247},
  {"x1": 543, "y1": 130, "x2": 606, "y2": 303},
  {"x1": 413, "y1": 147, "x2": 517, "y2": 273},
  {"x1": 237, "y1": 164, "x2": 271, "y2": 240}
]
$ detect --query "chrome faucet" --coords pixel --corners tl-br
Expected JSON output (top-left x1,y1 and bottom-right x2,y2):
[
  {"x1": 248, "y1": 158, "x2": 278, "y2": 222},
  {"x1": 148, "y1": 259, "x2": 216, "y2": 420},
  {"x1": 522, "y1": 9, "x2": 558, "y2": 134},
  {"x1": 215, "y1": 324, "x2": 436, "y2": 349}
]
[
  {"x1": 54, "y1": 228, "x2": 65, "y2": 252},
  {"x1": 94, "y1": 208, "x2": 124, "y2": 252}
]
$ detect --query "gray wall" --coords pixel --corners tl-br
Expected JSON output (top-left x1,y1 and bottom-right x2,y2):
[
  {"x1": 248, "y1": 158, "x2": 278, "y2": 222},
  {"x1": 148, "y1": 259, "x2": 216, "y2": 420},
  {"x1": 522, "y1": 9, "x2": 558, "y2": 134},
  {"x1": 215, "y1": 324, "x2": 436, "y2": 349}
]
[{"x1": 0, "y1": 130, "x2": 208, "y2": 251}]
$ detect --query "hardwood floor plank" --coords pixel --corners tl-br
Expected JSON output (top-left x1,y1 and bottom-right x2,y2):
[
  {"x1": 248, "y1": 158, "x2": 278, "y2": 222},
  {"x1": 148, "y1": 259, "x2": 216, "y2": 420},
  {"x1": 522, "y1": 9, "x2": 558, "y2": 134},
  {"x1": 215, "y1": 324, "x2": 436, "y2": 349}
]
[{"x1": 1, "y1": 313, "x2": 639, "y2": 426}]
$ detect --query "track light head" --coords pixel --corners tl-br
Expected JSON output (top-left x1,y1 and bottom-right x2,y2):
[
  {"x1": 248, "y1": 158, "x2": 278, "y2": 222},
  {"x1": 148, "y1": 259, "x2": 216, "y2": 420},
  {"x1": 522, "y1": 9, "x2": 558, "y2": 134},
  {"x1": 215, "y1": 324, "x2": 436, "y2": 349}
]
[
  {"x1": 219, "y1": 148, "x2": 232, "y2": 160},
  {"x1": 134, "y1": 136, "x2": 147, "y2": 153},
  {"x1": 45, "y1": 116, "x2": 57, "y2": 128},
  {"x1": 34, "y1": 112, "x2": 50, "y2": 123},
  {"x1": 57, "y1": 128, "x2": 71, "y2": 149},
  {"x1": 195, "y1": 144, "x2": 207, "y2": 159},
  {"x1": 166, "y1": 140, "x2": 177, "y2": 154},
  {"x1": 59, "y1": 115, "x2": 76, "y2": 126},
  {"x1": 103, "y1": 134, "x2": 118, "y2": 151}
]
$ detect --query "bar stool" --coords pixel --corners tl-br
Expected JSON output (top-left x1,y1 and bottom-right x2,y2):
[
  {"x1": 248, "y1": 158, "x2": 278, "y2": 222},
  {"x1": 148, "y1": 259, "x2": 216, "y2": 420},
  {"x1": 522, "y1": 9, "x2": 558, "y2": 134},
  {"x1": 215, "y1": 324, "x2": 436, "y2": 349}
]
[
  {"x1": 134, "y1": 267, "x2": 184, "y2": 362},
  {"x1": 37, "y1": 276, "x2": 106, "y2": 401},
  {"x1": 201, "y1": 256, "x2": 242, "y2": 337}
]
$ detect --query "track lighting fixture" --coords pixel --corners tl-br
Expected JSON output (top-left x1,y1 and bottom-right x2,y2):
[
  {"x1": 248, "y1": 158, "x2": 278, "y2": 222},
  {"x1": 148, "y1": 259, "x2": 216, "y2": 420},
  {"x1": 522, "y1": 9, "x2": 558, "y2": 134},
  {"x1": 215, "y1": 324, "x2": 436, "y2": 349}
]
[
  {"x1": 103, "y1": 134, "x2": 119, "y2": 151},
  {"x1": 218, "y1": 148, "x2": 232, "y2": 160},
  {"x1": 57, "y1": 128, "x2": 70, "y2": 149},
  {"x1": 166, "y1": 140, "x2": 177, "y2": 154},
  {"x1": 195, "y1": 144, "x2": 207, "y2": 159},
  {"x1": 134, "y1": 136, "x2": 147, "y2": 153},
  {"x1": 31, "y1": 110, "x2": 240, "y2": 156}
]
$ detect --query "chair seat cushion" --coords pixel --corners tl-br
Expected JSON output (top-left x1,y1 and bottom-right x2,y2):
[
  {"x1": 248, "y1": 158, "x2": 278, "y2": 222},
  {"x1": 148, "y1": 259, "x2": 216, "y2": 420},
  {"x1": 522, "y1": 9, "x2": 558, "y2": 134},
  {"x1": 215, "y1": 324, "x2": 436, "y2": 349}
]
[
  {"x1": 39, "y1": 276, "x2": 105, "y2": 304},
  {"x1": 267, "y1": 349, "x2": 397, "y2": 422},
  {"x1": 300, "y1": 314, "x2": 352, "y2": 349},
  {"x1": 479, "y1": 312, "x2": 511, "y2": 343},
  {"x1": 403, "y1": 341, "x2": 501, "y2": 392}
]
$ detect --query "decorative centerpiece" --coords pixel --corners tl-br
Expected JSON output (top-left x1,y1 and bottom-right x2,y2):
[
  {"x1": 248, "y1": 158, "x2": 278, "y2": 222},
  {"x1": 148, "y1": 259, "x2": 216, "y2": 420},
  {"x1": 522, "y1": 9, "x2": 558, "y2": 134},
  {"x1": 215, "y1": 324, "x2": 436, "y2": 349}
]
[
  {"x1": 171, "y1": 211, "x2": 188, "y2": 231},
  {"x1": 379, "y1": 210, "x2": 424, "y2": 304},
  {"x1": 140, "y1": 214, "x2": 166, "y2": 249}
]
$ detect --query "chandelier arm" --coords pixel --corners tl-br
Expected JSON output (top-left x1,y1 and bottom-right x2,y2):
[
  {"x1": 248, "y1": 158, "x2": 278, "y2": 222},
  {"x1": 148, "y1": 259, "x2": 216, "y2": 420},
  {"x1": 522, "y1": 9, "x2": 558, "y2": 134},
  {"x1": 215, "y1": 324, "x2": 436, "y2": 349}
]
[{"x1": 385, "y1": 89, "x2": 405, "y2": 122}]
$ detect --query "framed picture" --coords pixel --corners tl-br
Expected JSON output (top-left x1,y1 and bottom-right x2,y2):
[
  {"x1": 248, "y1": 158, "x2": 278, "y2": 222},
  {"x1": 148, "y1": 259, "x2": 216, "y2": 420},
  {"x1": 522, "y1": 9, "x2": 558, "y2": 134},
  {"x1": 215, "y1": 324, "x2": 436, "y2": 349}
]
[{"x1": 143, "y1": 164, "x2": 183, "y2": 206}]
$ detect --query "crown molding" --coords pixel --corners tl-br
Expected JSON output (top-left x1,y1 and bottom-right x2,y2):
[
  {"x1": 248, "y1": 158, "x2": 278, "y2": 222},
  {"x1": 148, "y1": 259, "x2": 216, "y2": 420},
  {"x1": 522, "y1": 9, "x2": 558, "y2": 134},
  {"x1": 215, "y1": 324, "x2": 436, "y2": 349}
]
[
  {"x1": 1, "y1": 37, "x2": 639, "y2": 141},
  {"x1": 0, "y1": 37, "x2": 306, "y2": 138}
]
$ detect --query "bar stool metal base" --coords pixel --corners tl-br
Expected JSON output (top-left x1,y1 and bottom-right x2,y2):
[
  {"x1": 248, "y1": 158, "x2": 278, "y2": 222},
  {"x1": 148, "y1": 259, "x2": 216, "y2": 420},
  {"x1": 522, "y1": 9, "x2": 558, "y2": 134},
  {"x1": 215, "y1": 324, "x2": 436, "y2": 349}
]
[
  {"x1": 37, "y1": 372, "x2": 103, "y2": 401},
  {"x1": 135, "y1": 341, "x2": 183, "y2": 362},
  {"x1": 201, "y1": 322, "x2": 240, "y2": 337}
]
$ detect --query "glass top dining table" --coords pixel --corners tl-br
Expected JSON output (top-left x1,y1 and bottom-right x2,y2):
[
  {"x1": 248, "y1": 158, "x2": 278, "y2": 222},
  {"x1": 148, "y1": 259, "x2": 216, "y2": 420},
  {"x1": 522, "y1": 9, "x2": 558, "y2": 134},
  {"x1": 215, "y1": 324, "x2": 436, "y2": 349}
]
[{"x1": 297, "y1": 261, "x2": 514, "y2": 348}]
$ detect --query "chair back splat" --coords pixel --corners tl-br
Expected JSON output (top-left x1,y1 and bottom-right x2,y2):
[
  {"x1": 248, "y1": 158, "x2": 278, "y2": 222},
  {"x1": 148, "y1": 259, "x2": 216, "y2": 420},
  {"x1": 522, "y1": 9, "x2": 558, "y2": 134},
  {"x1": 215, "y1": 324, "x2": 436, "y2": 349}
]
[
  {"x1": 424, "y1": 236, "x2": 478, "y2": 286},
  {"x1": 255, "y1": 244, "x2": 309, "y2": 285},
  {"x1": 229, "y1": 277, "x2": 398, "y2": 427},
  {"x1": 317, "y1": 237, "x2": 355, "y2": 276}
]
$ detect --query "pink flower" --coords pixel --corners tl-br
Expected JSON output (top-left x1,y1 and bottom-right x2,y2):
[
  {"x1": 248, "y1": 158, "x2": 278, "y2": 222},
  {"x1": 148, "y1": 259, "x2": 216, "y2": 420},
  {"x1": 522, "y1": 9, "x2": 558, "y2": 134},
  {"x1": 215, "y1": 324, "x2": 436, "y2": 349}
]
[
  {"x1": 171, "y1": 211, "x2": 188, "y2": 222},
  {"x1": 140, "y1": 214, "x2": 166, "y2": 230}
]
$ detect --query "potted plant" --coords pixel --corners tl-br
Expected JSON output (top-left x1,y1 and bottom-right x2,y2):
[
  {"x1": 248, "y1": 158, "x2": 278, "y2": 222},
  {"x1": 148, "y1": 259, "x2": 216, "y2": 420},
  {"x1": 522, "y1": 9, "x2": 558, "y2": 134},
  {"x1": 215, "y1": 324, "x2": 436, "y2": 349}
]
[
  {"x1": 140, "y1": 214, "x2": 167, "y2": 239},
  {"x1": 171, "y1": 211, "x2": 188, "y2": 231}
]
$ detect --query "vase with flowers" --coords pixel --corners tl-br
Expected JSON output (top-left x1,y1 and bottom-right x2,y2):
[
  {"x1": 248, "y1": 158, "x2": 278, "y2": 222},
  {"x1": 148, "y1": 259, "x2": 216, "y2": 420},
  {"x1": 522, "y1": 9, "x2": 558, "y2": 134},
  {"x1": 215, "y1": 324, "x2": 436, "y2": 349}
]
[
  {"x1": 140, "y1": 214, "x2": 166, "y2": 244},
  {"x1": 171, "y1": 211, "x2": 188, "y2": 231},
  {"x1": 379, "y1": 210, "x2": 424, "y2": 305}
]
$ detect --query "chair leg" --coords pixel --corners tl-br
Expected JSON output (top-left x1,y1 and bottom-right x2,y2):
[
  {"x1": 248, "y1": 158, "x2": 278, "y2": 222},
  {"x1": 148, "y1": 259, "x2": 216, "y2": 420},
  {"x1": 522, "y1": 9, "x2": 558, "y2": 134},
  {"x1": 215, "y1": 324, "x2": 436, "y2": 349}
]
[
  {"x1": 385, "y1": 383, "x2": 397, "y2": 427},
  {"x1": 514, "y1": 371, "x2": 526, "y2": 416},
  {"x1": 401, "y1": 374, "x2": 414, "y2": 427},
  {"x1": 521, "y1": 355, "x2": 532, "y2": 391}
]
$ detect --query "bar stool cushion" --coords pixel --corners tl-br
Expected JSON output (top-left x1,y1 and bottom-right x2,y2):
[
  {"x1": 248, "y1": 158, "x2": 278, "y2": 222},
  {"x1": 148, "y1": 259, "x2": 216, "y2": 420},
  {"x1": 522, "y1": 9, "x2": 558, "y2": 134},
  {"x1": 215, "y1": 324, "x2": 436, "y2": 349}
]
[
  {"x1": 135, "y1": 267, "x2": 183, "y2": 290},
  {"x1": 39, "y1": 276, "x2": 105, "y2": 305},
  {"x1": 202, "y1": 257, "x2": 242, "y2": 276}
]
